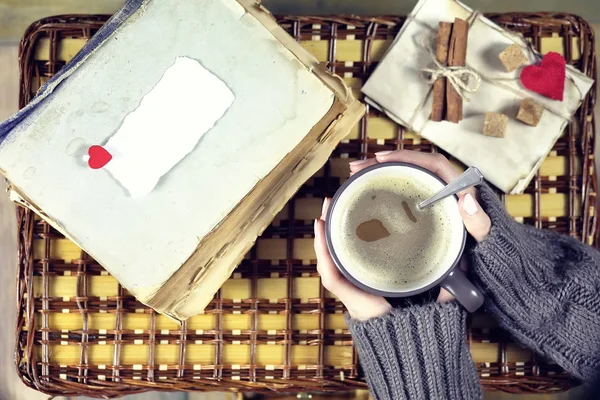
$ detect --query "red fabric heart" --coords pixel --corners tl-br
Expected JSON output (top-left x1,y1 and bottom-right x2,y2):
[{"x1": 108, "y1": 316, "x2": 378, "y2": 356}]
[
  {"x1": 88, "y1": 145, "x2": 112, "y2": 169},
  {"x1": 520, "y1": 52, "x2": 566, "y2": 101}
]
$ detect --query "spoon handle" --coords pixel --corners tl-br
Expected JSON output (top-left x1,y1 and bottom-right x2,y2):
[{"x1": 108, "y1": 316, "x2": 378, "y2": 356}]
[{"x1": 418, "y1": 166, "x2": 484, "y2": 210}]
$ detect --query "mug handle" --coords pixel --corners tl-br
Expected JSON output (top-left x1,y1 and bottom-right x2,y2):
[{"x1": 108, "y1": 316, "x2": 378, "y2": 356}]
[{"x1": 440, "y1": 268, "x2": 484, "y2": 312}]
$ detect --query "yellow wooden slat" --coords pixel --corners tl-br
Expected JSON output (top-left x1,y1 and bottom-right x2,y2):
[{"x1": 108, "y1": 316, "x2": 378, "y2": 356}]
[
  {"x1": 221, "y1": 278, "x2": 251, "y2": 300},
  {"x1": 256, "y1": 344, "x2": 283, "y2": 365},
  {"x1": 257, "y1": 314, "x2": 286, "y2": 330},
  {"x1": 30, "y1": 76, "x2": 50, "y2": 94},
  {"x1": 257, "y1": 277, "x2": 331, "y2": 302},
  {"x1": 367, "y1": 116, "x2": 398, "y2": 139},
  {"x1": 257, "y1": 238, "x2": 286, "y2": 260},
  {"x1": 33, "y1": 275, "x2": 119, "y2": 297},
  {"x1": 344, "y1": 77, "x2": 363, "y2": 101},
  {"x1": 325, "y1": 345, "x2": 354, "y2": 366},
  {"x1": 331, "y1": 157, "x2": 352, "y2": 179},
  {"x1": 39, "y1": 313, "x2": 115, "y2": 330},
  {"x1": 506, "y1": 343, "x2": 533, "y2": 362},
  {"x1": 343, "y1": 77, "x2": 363, "y2": 90},
  {"x1": 257, "y1": 314, "x2": 331, "y2": 331},
  {"x1": 436, "y1": 155, "x2": 578, "y2": 182},
  {"x1": 44, "y1": 344, "x2": 212, "y2": 365},
  {"x1": 34, "y1": 238, "x2": 81, "y2": 261},
  {"x1": 540, "y1": 35, "x2": 563, "y2": 56},
  {"x1": 571, "y1": 36, "x2": 581, "y2": 61},
  {"x1": 337, "y1": 39, "x2": 392, "y2": 62},
  {"x1": 272, "y1": 204, "x2": 289, "y2": 225},
  {"x1": 370, "y1": 39, "x2": 393, "y2": 61},
  {"x1": 37, "y1": 312, "x2": 202, "y2": 331},
  {"x1": 34, "y1": 37, "x2": 87, "y2": 61},
  {"x1": 335, "y1": 40, "x2": 362, "y2": 62},
  {"x1": 539, "y1": 156, "x2": 582, "y2": 176},
  {"x1": 294, "y1": 313, "x2": 318, "y2": 330},
  {"x1": 537, "y1": 35, "x2": 581, "y2": 62},
  {"x1": 223, "y1": 313, "x2": 250, "y2": 330},
  {"x1": 34, "y1": 274, "x2": 350, "y2": 304},
  {"x1": 43, "y1": 343, "x2": 355, "y2": 366},
  {"x1": 187, "y1": 314, "x2": 215, "y2": 330},
  {"x1": 300, "y1": 41, "x2": 328, "y2": 61},
  {"x1": 291, "y1": 345, "x2": 318, "y2": 364},
  {"x1": 292, "y1": 277, "x2": 320, "y2": 301},
  {"x1": 257, "y1": 278, "x2": 286, "y2": 300},
  {"x1": 123, "y1": 313, "x2": 186, "y2": 331},
  {"x1": 294, "y1": 197, "x2": 323, "y2": 220},
  {"x1": 293, "y1": 238, "x2": 315, "y2": 260},
  {"x1": 345, "y1": 122, "x2": 360, "y2": 139},
  {"x1": 505, "y1": 193, "x2": 581, "y2": 218},
  {"x1": 163, "y1": 313, "x2": 344, "y2": 332},
  {"x1": 300, "y1": 39, "x2": 392, "y2": 63},
  {"x1": 326, "y1": 313, "x2": 346, "y2": 330},
  {"x1": 223, "y1": 344, "x2": 250, "y2": 364},
  {"x1": 470, "y1": 342, "x2": 531, "y2": 363}
]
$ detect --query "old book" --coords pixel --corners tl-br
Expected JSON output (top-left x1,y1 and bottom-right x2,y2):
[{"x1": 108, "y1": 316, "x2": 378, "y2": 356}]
[{"x1": 0, "y1": 0, "x2": 364, "y2": 320}]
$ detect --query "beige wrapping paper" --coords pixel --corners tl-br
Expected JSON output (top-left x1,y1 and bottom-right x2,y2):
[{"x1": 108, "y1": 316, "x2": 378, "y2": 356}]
[{"x1": 363, "y1": 0, "x2": 594, "y2": 194}]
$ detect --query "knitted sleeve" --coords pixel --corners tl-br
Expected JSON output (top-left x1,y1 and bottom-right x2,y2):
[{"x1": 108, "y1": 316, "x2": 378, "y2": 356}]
[
  {"x1": 472, "y1": 185, "x2": 600, "y2": 382},
  {"x1": 346, "y1": 302, "x2": 482, "y2": 400}
]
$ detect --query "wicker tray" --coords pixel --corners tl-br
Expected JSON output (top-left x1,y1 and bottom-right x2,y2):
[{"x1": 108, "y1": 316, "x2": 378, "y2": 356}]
[{"x1": 14, "y1": 13, "x2": 597, "y2": 398}]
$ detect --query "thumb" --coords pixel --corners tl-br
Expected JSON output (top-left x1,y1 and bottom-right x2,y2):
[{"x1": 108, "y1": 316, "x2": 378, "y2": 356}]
[{"x1": 458, "y1": 193, "x2": 491, "y2": 242}]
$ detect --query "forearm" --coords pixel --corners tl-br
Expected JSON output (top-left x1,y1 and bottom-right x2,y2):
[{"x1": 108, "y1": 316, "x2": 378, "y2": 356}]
[
  {"x1": 472, "y1": 185, "x2": 600, "y2": 381},
  {"x1": 347, "y1": 302, "x2": 482, "y2": 400}
]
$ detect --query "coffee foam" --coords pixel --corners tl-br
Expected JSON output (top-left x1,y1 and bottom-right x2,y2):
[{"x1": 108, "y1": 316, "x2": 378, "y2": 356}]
[{"x1": 329, "y1": 165, "x2": 465, "y2": 293}]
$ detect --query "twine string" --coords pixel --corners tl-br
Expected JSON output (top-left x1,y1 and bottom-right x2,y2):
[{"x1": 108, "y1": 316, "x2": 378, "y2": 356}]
[{"x1": 420, "y1": 35, "x2": 481, "y2": 102}]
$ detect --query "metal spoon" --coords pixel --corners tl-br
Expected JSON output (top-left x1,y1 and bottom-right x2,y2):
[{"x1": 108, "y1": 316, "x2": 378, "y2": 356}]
[{"x1": 417, "y1": 166, "x2": 484, "y2": 210}]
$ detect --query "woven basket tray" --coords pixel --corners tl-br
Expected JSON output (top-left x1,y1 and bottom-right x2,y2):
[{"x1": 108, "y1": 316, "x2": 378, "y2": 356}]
[{"x1": 14, "y1": 13, "x2": 597, "y2": 398}]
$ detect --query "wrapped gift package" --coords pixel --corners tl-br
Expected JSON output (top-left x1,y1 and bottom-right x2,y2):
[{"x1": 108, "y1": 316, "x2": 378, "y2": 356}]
[{"x1": 363, "y1": 0, "x2": 595, "y2": 194}]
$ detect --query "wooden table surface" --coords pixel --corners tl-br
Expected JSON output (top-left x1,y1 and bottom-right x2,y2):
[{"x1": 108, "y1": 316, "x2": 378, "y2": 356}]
[{"x1": 0, "y1": 1, "x2": 598, "y2": 399}]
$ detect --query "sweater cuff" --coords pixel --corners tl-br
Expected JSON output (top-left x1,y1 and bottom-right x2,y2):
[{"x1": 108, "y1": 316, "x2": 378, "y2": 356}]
[{"x1": 346, "y1": 302, "x2": 481, "y2": 400}]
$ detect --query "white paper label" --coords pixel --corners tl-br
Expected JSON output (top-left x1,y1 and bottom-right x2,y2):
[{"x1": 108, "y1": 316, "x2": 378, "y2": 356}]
[{"x1": 102, "y1": 57, "x2": 234, "y2": 197}]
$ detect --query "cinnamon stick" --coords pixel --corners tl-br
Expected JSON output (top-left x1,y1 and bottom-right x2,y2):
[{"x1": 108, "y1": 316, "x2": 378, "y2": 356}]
[
  {"x1": 430, "y1": 22, "x2": 453, "y2": 122},
  {"x1": 446, "y1": 18, "x2": 468, "y2": 123}
]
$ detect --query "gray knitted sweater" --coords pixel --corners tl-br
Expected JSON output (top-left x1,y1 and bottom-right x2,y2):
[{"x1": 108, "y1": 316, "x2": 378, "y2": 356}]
[{"x1": 346, "y1": 185, "x2": 600, "y2": 399}]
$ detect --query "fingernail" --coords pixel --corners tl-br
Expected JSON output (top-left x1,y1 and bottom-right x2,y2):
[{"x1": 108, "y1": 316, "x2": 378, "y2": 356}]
[
  {"x1": 349, "y1": 159, "x2": 368, "y2": 166},
  {"x1": 314, "y1": 219, "x2": 319, "y2": 237},
  {"x1": 375, "y1": 151, "x2": 392, "y2": 156},
  {"x1": 322, "y1": 198, "x2": 330, "y2": 214},
  {"x1": 463, "y1": 193, "x2": 478, "y2": 216}
]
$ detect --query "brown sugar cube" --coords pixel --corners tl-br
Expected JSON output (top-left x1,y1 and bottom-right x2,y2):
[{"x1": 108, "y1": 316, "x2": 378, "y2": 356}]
[
  {"x1": 483, "y1": 112, "x2": 508, "y2": 138},
  {"x1": 516, "y1": 97, "x2": 544, "y2": 126},
  {"x1": 498, "y1": 44, "x2": 528, "y2": 72}
]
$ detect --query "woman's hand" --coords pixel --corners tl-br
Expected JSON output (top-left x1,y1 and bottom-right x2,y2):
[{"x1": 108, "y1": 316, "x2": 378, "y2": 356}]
[{"x1": 314, "y1": 150, "x2": 492, "y2": 320}]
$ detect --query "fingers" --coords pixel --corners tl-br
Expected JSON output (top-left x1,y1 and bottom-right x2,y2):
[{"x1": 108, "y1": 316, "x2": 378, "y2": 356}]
[
  {"x1": 371, "y1": 151, "x2": 489, "y2": 241},
  {"x1": 314, "y1": 218, "x2": 364, "y2": 297},
  {"x1": 320, "y1": 197, "x2": 330, "y2": 220},
  {"x1": 374, "y1": 150, "x2": 461, "y2": 184},
  {"x1": 314, "y1": 208, "x2": 392, "y2": 321},
  {"x1": 437, "y1": 288, "x2": 455, "y2": 303},
  {"x1": 458, "y1": 193, "x2": 491, "y2": 242},
  {"x1": 349, "y1": 158, "x2": 379, "y2": 174},
  {"x1": 314, "y1": 218, "x2": 344, "y2": 292}
]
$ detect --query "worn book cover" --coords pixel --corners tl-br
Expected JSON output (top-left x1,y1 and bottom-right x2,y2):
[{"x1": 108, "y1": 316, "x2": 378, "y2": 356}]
[{"x1": 0, "y1": 0, "x2": 364, "y2": 320}]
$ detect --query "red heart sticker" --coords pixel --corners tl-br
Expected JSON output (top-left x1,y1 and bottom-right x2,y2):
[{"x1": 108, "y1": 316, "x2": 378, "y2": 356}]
[
  {"x1": 520, "y1": 52, "x2": 566, "y2": 101},
  {"x1": 88, "y1": 145, "x2": 112, "y2": 169}
]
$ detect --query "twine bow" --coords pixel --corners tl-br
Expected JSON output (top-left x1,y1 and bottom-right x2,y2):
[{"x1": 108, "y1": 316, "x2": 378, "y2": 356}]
[{"x1": 421, "y1": 35, "x2": 481, "y2": 101}]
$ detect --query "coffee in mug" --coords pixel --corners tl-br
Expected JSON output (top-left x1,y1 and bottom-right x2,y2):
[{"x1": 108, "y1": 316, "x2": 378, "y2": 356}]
[{"x1": 325, "y1": 162, "x2": 483, "y2": 312}]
